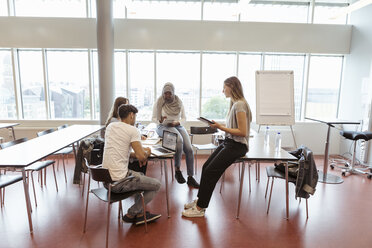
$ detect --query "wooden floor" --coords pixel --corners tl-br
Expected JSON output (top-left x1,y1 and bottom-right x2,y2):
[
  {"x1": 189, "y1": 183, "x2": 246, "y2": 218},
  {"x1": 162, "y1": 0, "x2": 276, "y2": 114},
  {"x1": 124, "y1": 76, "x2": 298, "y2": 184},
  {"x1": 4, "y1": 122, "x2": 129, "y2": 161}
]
[{"x1": 1, "y1": 155, "x2": 371, "y2": 248}]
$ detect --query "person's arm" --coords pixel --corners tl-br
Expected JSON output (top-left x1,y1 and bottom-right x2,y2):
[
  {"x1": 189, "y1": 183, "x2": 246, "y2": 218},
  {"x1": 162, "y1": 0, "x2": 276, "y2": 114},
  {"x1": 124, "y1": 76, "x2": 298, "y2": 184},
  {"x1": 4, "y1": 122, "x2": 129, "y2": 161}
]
[
  {"x1": 178, "y1": 104, "x2": 186, "y2": 126},
  {"x1": 131, "y1": 141, "x2": 151, "y2": 165},
  {"x1": 210, "y1": 112, "x2": 247, "y2": 137}
]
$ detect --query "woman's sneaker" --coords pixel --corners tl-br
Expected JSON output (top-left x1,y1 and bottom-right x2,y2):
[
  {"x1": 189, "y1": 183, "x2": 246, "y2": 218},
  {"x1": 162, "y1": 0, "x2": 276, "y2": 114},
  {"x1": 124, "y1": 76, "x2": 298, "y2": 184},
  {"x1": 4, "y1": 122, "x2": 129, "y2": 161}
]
[
  {"x1": 182, "y1": 206, "x2": 205, "y2": 218},
  {"x1": 184, "y1": 199, "x2": 198, "y2": 209},
  {"x1": 135, "y1": 211, "x2": 161, "y2": 225}
]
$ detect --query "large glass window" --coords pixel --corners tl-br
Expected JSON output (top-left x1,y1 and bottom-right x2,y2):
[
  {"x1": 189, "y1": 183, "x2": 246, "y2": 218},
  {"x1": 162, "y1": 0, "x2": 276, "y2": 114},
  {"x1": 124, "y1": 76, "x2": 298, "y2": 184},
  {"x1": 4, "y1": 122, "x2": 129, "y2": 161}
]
[
  {"x1": 238, "y1": 53, "x2": 262, "y2": 121},
  {"x1": 313, "y1": 4, "x2": 348, "y2": 24},
  {"x1": 126, "y1": 0, "x2": 201, "y2": 20},
  {"x1": 91, "y1": 50, "x2": 99, "y2": 119},
  {"x1": 264, "y1": 54, "x2": 305, "y2": 120},
  {"x1": 0, "y1": 0, "x2": 8, "y2": 16},
  {"x1": 201, "y1": 52, "x2": 236, "y2": 120},
  {"x1": 46, "y1": 50, "x2": 90, "y2": 119},
  {"x1": 306, "y1": 55, "x2": 343, "y2": 119},
  {"x1": 203, "y1": 1, "x2": 238, "y2": 21},
  {"x1": 240, "y1": 2, "x2": 309, "y2": 23},
  {"x1": 14, "y1": 0, "x2": 86, "y2": 17},
  {"x1": 114, "y1": 51, "x2": 127, "y2": 98},
  {"x1": 0, "y1": 50, "x2": 16, "y2": 119},
  {"x1": 128, "y1": 51, "x2": 154, "y2": 120},
  {"x1": 18, "y1": 50, "x2": 47, "y2": 119},
  {"x1": 157, "y1": 51, "x2": 200, "y2": 120}
]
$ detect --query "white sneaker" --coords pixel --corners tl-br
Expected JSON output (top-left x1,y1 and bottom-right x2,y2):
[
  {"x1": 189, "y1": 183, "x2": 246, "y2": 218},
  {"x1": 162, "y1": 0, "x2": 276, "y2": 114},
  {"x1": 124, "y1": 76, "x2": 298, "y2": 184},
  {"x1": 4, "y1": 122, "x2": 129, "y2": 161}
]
[
  {"x1": 184, "y1": 199, "x2": 198, "y2": 209},
  {"x1": 182, "y1": 206, "x2": 205, "y2": 218}
]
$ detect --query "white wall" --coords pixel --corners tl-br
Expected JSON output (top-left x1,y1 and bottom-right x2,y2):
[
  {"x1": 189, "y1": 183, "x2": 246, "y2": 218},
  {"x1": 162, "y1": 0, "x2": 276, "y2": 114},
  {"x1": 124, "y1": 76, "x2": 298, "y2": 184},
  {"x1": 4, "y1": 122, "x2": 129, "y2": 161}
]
[{"x1": 339, "y1": 5, "x2": 372, "y2": 164}]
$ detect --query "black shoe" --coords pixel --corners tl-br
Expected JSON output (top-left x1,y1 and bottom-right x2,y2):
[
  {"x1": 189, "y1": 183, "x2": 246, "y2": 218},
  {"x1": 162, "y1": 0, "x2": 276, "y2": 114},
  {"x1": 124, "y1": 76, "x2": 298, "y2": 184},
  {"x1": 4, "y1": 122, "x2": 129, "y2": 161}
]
[
  {"x1": 187, "y1": 176, "x2": 200, "y2": 188},
  {"x1": 135, "y1": 211, "x2": 161, "y2": 225},
  {"x1": 122, "y1": 214, "x2": 136, "y2": 223},
  {"x1": 175, "y1": 171, "x2": 186, "y2": 184}
]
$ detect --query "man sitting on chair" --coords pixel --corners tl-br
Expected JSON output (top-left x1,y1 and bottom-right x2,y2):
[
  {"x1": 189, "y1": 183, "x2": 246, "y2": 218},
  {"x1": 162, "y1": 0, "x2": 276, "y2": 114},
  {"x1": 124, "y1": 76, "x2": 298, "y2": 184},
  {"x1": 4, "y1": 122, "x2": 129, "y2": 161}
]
[{"x1": 102, "y1": 104, "x2": 161, "y2": 225}]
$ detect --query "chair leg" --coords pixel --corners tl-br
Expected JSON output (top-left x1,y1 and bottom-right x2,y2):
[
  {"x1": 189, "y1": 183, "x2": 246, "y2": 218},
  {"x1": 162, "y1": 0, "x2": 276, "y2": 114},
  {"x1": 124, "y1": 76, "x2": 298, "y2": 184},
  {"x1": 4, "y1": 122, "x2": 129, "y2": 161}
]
[
  {"x1": 171, "y1": 160, "x2": 174, "y2": 182},
  {"x1": 82, "y1": 172, "x2": 86, "y2": 197},
  {"x1": 118, "y1": 201, "x2": 122, "y2": 219},
  {"x1": 52, "y1": 164, "x2": 58, "y2": 192},
  {"x1": 0, "y1": 188, "x2": 2, "y2": 207},
  {"x1": 267, "y1": 178, "x2": 275, "y2": 214},
  {"x1": 265, "y1": 175, "x2": 270, "y2": 198},
  {"x1": 306, "y1": 198, "x2": 309, "y2": 219},
  {"x1": 106, "y1": 188, "x2": 112, "y2": 248},
  {"x1": 248, "y1": 163, "x2": 251, "y2": 193},
  {"x1": 140, "y1": 192, "x2": 148, "y2": 233},
  {"x1": 83, "y1": 174, "x2": 91, "y2": 233},
  {"x1": 31, "y1": 172, "x2": 38, "y2": 207},
  {"x1": 62, "y1": 154, "x2": 67, "y2": 183},
  {"x1": 44, "y1": 168, "x2": 47, "y2": 186},
  {"x1": 257, "y1": 162, "x2": 260, "y2": 183},
  {"x1": 195, "y1": 150, "x2": 198, "y2": 175}
]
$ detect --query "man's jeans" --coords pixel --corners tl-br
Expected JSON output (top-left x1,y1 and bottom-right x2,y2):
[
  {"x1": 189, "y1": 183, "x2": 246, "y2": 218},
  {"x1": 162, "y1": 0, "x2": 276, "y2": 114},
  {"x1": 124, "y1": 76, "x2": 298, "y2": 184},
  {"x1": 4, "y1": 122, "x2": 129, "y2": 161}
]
[
  {"x1": 156, "y1": 124, "x2": 194, "y2": 176},
  {"x1": 110, "y1": 170, "x2": 161, "y2": 216}
]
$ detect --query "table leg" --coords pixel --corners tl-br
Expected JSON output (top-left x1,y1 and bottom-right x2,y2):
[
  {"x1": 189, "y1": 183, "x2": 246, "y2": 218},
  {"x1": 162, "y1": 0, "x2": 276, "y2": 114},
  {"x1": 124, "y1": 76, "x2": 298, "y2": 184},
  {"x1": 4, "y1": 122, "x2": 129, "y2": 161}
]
[
  {"x1": 236, "y1": 162, "x2": 246, "y2": 219},
  {"x1": 318, "y1": 125, "x2": 344, "y2": 184},
  {"x1": 21, "y1": 168, "x2": 33, "y2": 233},
  {"x1": 163, "y1": 160, "x2": 170, "y2": 218},
  {"x1": 285, "y1": 161, "x2": 289, "y2": 220},
  {"x1": 11, "y1": 127, "x2": 16, "y2": 140}
]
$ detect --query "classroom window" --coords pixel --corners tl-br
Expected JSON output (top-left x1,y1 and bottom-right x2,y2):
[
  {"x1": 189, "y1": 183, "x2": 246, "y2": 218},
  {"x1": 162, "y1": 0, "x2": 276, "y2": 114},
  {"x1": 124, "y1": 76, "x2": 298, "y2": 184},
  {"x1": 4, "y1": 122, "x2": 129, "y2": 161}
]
[
  {"x1": 313, "y1": 4, "x2": 348, "y2": 24},
  {"x1": 91, "y1": 50, "x2": 99, "y2": 120},
  {"x1": 0, "y1": 50, "x2": 16, "y2": 119},
  {"x1": 114, "y1": 51, "x2": 128, "y2": 98},
  {"x1": 156, "y1": 51, "x2": 200, "y2": 120},
  {"x1": 201, "y1": 52, "x2": 236, "y2": 120},
  {"x1": 18, "y1": 50, "x2": 47, "y2": 119},
  {"x1": 128, "y1": 51, "x2": 154, "y2": 121},
  {"x1": 203, "y1": 1, "x2": 239, "y2": 21},
  {"x1": 46, "y1": 50, "x2": 90, "y2": 119},
  {"x1": 238, "y1": 53, "x2": 262, "y2": 122},
  {"x1": 240, "y1": 2, "x2": 309, "y2": 23},
  {"x1": 14, "y1": 0, "x2": 87, "y2": 17},
  {"x1": 126, "y1": 0, "x2": 201, "y2": 20},
  {"x1": 0, "y1": 0, "x2": 8, "y2": 16},
  {"x1": 264, "y1": 54, "x2": 305, "y2": 121},
  {"x1": 306, "y1": 55, "x2": 343, "y2": 119}
]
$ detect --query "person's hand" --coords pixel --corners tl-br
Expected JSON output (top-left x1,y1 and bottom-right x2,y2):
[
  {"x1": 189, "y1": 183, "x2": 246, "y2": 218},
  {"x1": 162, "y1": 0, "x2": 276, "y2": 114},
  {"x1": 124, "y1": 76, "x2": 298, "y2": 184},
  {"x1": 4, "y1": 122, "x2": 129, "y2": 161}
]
[
  {"x1": 144, "y1": 147, "x2": 151, "y2": 155},
  {"x1": 173, "y1": 121, "x2": 180, "y2": 127},
  {"x1": 160, "y1": 116, "x2": 167, "y2": 123},
  {"x1": 210, "y1": 120, "x2": 221, "y2": 129},
  {"x1": 141, "y1": 135, "x2": 147, "y2": 140}
]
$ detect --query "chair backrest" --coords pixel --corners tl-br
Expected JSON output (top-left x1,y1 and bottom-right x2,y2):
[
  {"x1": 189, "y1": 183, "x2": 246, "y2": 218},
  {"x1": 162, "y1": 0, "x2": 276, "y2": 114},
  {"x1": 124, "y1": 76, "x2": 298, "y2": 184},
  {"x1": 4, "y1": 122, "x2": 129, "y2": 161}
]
[
  {"x1": 57, "y1": 124, "x2": 68, "y2": 130},
  {"x1": 0, "y1": 137, "x2": 28, "y2": 149},
  {"x1": 37, "y1": 128, "x2": 55, "y2": 137},
  {"x1": 190, "y1": 126, "x2": 217, "y2": 135},
  {"x1": 84, "y1": 158, "x2": 113, "y2": 183}
]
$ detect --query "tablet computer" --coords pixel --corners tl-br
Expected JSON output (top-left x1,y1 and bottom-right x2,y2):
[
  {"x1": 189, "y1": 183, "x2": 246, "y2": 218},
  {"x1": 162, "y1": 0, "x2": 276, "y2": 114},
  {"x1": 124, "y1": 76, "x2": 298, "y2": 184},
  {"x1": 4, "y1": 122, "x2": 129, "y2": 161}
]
[{"x1": 197, "y1": 117, "x2": 214, "y2": 125}]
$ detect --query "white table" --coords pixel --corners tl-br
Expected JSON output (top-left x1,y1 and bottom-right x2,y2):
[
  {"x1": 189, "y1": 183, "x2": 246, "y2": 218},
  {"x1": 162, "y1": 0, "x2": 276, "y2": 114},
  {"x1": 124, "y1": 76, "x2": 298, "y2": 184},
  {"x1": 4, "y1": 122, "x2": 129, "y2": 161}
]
[
  {"x1": 237, "y1": 135, "x2": 298, "y2": 219},
  {"x1": 0, "y1": 124, "x2": 105, "y2": 233}
]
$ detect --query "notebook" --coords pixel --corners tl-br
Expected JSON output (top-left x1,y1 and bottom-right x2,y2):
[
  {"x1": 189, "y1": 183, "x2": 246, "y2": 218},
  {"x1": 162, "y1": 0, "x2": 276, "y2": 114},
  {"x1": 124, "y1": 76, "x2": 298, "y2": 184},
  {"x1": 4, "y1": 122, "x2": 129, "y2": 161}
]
[{"x1": 151, "y1": 130, "x2": 177, "y2": 157}]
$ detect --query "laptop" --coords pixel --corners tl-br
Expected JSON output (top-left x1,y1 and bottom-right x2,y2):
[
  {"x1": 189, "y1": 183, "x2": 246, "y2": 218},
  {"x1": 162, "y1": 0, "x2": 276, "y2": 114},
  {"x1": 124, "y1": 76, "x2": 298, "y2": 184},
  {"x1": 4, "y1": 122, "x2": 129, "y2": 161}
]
[{"x1": 151, "y1": 130, "x2": 177, "y2": 157}]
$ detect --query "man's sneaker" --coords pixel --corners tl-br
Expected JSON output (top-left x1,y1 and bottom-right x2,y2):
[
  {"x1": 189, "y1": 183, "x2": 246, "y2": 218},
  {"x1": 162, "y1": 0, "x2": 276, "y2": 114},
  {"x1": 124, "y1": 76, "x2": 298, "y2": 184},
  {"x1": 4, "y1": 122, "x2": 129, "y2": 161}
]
[
  {"x1": 175, "y1": 171, "x2": 186, "y2": 184},
  {"x1": 122, "y1": 214, "x2": 136, "y2": 223},
  {"x1": 187, "y1": 176, "x2": 200, "y2": 188},
  {"x1": 135, "y1": 211, "x2": 161, "y2": 225},
  {"x1": 182, "y1": 206, "x2": 205, "y2": 218},
  {"x1": 184, "y1": 199, "x2": 198, "y2": 210}
]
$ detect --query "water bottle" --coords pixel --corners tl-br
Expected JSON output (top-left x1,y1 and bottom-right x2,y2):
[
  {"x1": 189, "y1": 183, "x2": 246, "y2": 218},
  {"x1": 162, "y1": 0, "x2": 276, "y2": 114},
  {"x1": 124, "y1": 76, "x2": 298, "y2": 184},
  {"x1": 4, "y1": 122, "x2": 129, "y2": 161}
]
[
  {"x1": 264, "y1": 126, "x2": 270, "y2": 146},
  {"x1": 275, "y1": 132, "x2": 282, "y2": 152}
]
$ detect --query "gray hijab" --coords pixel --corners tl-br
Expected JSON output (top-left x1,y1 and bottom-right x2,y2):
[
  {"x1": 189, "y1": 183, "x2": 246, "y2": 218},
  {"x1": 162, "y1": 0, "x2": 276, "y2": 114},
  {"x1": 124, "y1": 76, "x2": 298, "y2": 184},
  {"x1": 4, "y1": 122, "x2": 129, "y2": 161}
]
[{"x1": 155, "y1": 82, "x2": 182, "y2": 122}]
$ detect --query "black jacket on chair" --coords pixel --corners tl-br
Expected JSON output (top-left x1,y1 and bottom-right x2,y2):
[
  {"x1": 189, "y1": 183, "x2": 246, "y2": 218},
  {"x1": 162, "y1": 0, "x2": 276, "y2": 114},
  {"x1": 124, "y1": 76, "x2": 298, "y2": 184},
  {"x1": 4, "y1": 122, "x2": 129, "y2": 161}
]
[{"x1": 291, "y1": 146, "x2": 318, "y2": 199}]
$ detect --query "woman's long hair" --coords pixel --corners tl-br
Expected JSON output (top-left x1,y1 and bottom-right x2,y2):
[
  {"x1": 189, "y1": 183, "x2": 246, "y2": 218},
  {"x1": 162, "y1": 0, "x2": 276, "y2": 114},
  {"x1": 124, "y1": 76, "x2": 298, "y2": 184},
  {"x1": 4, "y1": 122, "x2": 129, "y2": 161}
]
[
  {"x1": 224, "y1": 76, "x2": 248, "y2": 110},
  {"x1": 105, "y1": 97, "x2": 129, "y2": 126}
]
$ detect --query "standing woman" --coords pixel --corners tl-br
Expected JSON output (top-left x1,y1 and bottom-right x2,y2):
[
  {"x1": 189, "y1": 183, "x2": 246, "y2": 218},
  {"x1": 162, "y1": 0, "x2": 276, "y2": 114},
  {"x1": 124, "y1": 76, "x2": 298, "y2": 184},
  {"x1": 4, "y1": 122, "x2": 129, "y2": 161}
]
[
  {"x1": 152, "y1": 83, "x2": 199, "y2": 188},
  {"x1": 182, "y1": 76, "x2": 252, "y2": 217}
]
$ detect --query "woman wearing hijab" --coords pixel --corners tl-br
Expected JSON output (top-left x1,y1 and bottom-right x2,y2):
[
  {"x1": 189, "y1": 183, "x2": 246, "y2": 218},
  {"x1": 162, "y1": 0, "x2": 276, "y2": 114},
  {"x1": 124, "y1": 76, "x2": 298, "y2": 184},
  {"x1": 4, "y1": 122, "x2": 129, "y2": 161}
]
[{"x1": 152, "y1": 83, "x2": 199, "y2": 188}]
